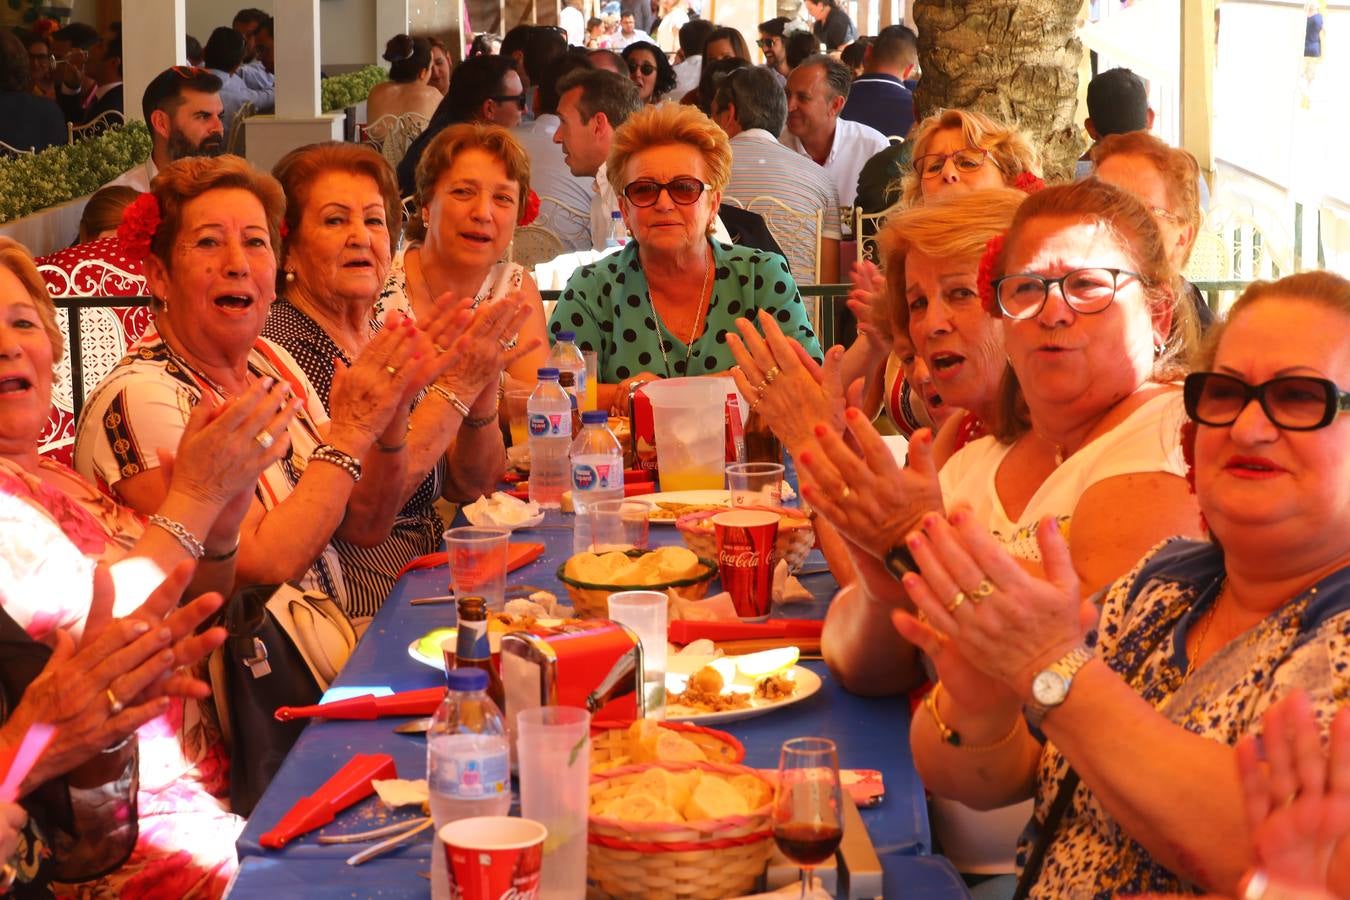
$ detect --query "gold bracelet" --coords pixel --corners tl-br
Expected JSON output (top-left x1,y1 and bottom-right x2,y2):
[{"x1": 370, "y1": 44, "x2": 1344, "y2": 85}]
[{"x1": 924, "y1": 682, "x2": 1023, "y2": 751}]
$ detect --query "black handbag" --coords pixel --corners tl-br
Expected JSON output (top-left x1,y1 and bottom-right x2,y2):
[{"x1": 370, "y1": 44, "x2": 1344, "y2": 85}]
[{"x1": 208, "y1": 583, "x2": 357, "y2": 816}]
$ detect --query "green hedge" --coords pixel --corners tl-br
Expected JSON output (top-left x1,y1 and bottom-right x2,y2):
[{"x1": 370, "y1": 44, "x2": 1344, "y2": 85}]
[
  {"x1": 0, "y1": 121, "x2": 151, "y2": 223},
  {"x1": 322, "y1": 65, "x2": 388, "y2": 113}
]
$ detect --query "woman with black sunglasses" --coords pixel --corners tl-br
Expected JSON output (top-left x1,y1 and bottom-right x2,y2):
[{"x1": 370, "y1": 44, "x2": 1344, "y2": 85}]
[
  {"x1": 547, "y1": 102, "x2": 821, "y2": 414},
  {"x1": 874, "y1": 269, "x2": 1350, "y2": 897},
  {"x1": 621, "y1": 40, "x2": 675, "y2": 105}
]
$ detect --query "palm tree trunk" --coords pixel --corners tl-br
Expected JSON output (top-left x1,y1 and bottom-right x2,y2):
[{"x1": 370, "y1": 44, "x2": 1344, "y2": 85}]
[{"x1": 913, "y1": 0, "x2": 1085, "y2": 182}]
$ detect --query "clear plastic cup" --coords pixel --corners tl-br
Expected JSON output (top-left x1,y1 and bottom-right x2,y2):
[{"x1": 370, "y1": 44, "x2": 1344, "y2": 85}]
[
  {"x1": 727, "y1": 461, "x2": 786, "y2": 507},
  {"x1": 444, "y1": 526, "x2": 511, "y2": 611},
  {"x1": 576, "y1": 498, "x2": 650, "y2": 553},
  {"x1": 516, "y1": 707, "x2": 590, "y2": 899},
  {"x1": 504, "y1": 390, "x2": 531, "y2": 447},
  {"x1": 607, "y1": 590, "x2": 667, "y2": 719}
]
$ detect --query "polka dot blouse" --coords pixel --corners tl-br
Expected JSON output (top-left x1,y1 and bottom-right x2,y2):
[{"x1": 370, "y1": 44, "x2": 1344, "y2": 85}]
[{"x1": 546, "y1": 239, "x2": 822, "y2": 383}]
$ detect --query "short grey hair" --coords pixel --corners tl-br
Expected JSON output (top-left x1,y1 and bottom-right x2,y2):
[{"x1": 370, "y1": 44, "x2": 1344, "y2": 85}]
[
  {"x1": 713, "y1": 66, "x2": 786, "y2": 135},
  {"x1": 557, "y1": 67, "x2": 642, "y2": 128},
  {"x1": 798, "y1": 53, "x2": 852, "y2": 102}
]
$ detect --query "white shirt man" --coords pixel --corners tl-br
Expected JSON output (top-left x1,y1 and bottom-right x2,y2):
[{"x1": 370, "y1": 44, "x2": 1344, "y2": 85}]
[
  {"x1": 611, "y1": 15, "x2": 652, "y2": 50},
  {"x1": 780, "y1": 56, "x2": 888, "y2": 212},
  {"x1": 513, "y1": 112, "x2": 594, "y2": 251}
]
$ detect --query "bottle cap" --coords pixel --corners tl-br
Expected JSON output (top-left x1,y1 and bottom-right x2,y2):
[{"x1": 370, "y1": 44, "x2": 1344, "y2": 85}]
[
  {"x1": 556, "y1": 330, "x2": 576, "y2": 342},
  {"x1": 582, "y1": 410, "x2": 608, "y2": 425},
  {"x1": 446, "y1": 668, "x2": 489, "y2": 692},
  {"x1": 537, "y1": 367, "x2": 559, "y2": 379}
]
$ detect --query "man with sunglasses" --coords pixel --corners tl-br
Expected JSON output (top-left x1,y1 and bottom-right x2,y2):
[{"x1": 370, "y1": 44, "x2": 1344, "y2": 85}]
[
  {"x1": 781, "y1": 54, "x2": 888, "y2": 212},
  {"x1": 756, "y1": 17, "x2": 791, "y2": 83},
  {"x1": 107, "y1": 67, "x2": 224, "y2": 192}
]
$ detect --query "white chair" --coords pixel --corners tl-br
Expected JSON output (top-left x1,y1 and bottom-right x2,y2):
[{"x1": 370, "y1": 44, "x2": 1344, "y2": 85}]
[
  {"x1": 364, "y1": 113, "x2": 429, "y2": 169},
  {"x1": 741, "y1": 195, "x2": 824, "y2": 283},
  {"x1": 0, "y1": 138, "x2": 36, "y2": 156},
  {"x1": 509, "y1": 225, "x2": 567, "y2": 269},
  {"x1": 855, "y1": 205, "x2": 895, "y2": 265},
  {"x1": 1184, "y1": 203, "x2": 1294, "y2": 313},
  {"x1": 67, "y1": 109, "x2": 124, "y2": 143}
]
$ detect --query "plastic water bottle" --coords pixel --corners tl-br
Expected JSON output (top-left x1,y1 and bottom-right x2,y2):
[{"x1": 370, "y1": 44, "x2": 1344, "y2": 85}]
[
  {"x1": 549, "y1": 331, "x2": 587, "y2": 406},
  {"x1": 605, "y1": 209, "x2": 628, "y2": 249},
  {"x1": 528, "y1": 367, "x2": 571, "y2": 508},
  {"x1": 571, "y1": 410, "x2": 625, "y2": 552},
  {"x1": 427, "y1": 668, "x2": 511, "y2": 900}
]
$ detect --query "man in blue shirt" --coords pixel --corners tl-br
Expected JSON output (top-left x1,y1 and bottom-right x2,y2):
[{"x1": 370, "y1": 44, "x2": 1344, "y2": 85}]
[{"x1": 839, "y1": 25, "x2": 915, "y2": 140}]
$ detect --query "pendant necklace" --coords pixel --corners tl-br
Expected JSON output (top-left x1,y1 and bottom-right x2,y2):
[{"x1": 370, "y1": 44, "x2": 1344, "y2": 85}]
[{"x1": 650, "y1": 248, "x2": 713, "y2": 377}]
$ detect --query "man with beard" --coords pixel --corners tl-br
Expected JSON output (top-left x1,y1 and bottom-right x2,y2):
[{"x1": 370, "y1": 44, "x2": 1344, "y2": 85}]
[{"x1": 108, "y1": 67, "x2": 224, "y2": 192}]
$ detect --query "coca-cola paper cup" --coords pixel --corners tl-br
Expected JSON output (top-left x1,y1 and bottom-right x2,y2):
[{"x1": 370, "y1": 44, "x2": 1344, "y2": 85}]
[
  {"x1": 439, "y1": 816, "x2": 547, "y2": 900},
  {"x1": 712, "y1": 509, "x2": 779, "y2": 621}
]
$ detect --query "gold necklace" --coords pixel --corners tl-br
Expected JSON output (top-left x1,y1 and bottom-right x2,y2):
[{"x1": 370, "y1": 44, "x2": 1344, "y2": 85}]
[
  {"x1": 650, "y1": 246, "x2": 713, "y2": 377},
  {"x1": 1185, "y1": 582, "x2": 1223, "y2": 678}
]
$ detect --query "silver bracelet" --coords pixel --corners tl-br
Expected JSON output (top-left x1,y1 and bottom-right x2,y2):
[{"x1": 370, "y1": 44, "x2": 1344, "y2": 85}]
[
  {"x1": 311, "y1": 443, "x2": 363, "y2": 482},
  {"x1": 148, "y1": 514, "x2": 205, "y2": 559},
  {"x1": 428, "y1": 384, "x2": 472, "y2": 418}
]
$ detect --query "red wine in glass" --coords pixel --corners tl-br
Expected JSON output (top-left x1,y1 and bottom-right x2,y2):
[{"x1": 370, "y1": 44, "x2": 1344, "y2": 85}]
[
  {"x1": 774, "y1": 821, "x2": 844, "y2": 867},
  {"x1": 773, "y1": 737, "x2": 844, "y2": 898}
]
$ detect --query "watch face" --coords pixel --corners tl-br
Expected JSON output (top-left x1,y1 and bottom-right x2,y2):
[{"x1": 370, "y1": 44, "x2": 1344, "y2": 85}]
[{"x1": 1032, "y1": 670, "x2": 1067, "y2": 706}]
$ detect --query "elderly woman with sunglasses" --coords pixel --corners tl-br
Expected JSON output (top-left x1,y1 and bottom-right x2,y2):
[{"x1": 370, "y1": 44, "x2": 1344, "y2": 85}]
[
  {"x1": 888, "y1": 269, "x2": 1350, "y2": 897},
  {"x1": 547, "y1": 103, "x2": 821, "y2": 414}
]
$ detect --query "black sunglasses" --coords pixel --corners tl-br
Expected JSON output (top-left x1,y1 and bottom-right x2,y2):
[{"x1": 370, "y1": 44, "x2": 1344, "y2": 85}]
[
  {"x1": 491, "y1": 92, "x2": 527, "y2": 109},
  {"x1": 1184, "y1": 372, "x2": 1350, "y2": 431},
  {"x1": 628, "y1": 61, "x2": 657, "y2": 76},
  {"x1": 622, "y1": 177, "x2": 711, "y2": 207}
]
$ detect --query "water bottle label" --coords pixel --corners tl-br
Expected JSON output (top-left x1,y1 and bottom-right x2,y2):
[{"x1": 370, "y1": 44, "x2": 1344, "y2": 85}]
[
  {"x1": 439, "y1": 747, "x2": 510, "y2": 799},
  {"x1": 528, "y1": 412, "x2": 570, "y2": 438},
  {"x1": 571, "y1": 457, "x2": 621, "y2": 492}
]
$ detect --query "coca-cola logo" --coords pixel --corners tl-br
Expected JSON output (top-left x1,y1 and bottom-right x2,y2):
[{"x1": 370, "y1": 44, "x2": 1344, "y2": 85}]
[{"x1": 719, "y1": 549, "x2": 761, "y2": 568}]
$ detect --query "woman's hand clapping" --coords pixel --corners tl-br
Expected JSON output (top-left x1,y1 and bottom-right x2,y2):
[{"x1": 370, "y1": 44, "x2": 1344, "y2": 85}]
[
  {"x1": 327, "y1": 313, "x2": 427, "y2": 453},
  {"x1": 427, "y1": 291, "x2": 540, "y2": 404}
]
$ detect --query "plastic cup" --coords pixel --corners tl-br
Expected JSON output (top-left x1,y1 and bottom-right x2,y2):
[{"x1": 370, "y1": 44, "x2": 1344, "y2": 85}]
[
  {"x1": 438, "y1": 816, "x2": 547, "y2": 900},
  {"x1": 516, "y1": 707, "x2": 590, "y2": 899},
  {"x1": 505, "y1": 390, "x2": 531, "y2": 447},
  {"x1": 712, "y1": 509, "x2": 780, "y2": 621},
  {"x1": 575, "y1": 498, "x2": 650, "y2": 553},
  {"x1": 643, "y1": 378, "x2": 726, "y2": 491},
  {"x1": 607, "y1": 590, "x2": 667, "y2": 719},
  {"x1": 583, "y1": 350, "x2": 599, "y2": 412},
  {"x1": 727, "y1": 462, "x2": 785, "y2": 507},
  {"x1": 444, "y1": 526, "x2": 511, "y2": 611}
]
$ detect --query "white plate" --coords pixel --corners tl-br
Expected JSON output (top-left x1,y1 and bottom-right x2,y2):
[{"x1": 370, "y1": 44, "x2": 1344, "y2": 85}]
[
  {"x1": 663, "y1": 664, "x2": 822, "y2": 725},
  {"x1": 641, "y1": 490, "x2": 731, "y2": 525},
  {"x1": 407, "y1": 629, "x2": 502, "y2": 669}
]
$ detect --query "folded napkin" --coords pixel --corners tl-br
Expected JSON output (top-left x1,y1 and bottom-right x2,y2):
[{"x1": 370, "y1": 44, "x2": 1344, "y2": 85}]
[
  {"x1": 463, "y1": 491, "x2": 543, "y2": 529},
  {"x1": 670, "y1": 560, "x2": 812, "y2": 621},
  {"x1": 372, "y1": 778, "x2": 428, "y2": 809}
]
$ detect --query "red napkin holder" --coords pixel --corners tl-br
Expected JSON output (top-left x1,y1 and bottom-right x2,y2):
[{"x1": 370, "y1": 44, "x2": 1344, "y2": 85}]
[{"x1": 500, "y1": 621, "x2": 643, "y2": 730}]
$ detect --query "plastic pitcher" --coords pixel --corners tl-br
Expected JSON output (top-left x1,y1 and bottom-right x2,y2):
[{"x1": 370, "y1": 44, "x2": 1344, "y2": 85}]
[{"x1": 642, "y1": 378, "x2": 726, "y2": 491}]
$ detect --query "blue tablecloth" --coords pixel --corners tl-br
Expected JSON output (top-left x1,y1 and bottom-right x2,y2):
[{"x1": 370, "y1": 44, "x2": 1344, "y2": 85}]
[{"x1": 234, "y1": 509, "x2": 935, "y2": 881}]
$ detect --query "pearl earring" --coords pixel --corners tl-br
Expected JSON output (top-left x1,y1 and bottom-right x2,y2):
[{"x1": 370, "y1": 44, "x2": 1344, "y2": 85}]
[{"x1": 285, "y1": 270, "x2": 296, "y2": 283}]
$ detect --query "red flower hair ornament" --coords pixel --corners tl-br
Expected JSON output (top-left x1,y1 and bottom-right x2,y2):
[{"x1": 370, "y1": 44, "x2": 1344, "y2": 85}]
[
  {"x1": 977, "y1": 233, "x2": 1005, "y2": 317},
  {"x1": 1013, "y1": 171, "x2": 1046, "y2": 193},
  {"x1": 518, "y1": 189, "x2": 541, "y2": 227},
  {"x1": 117, "y1": 193, "x2": 163, "y2": 262}
]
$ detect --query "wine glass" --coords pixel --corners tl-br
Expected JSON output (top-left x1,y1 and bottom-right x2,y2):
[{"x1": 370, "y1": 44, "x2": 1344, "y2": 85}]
[{"x1": 773, "y1": 737, "x2": 844, "y2": 899}]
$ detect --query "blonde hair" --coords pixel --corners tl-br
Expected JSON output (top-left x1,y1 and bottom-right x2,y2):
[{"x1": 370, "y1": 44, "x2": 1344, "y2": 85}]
[
  {"x1": 897, "y1": 109, "x2": 1040, "y2": 208},
  {"x1": 877, "y1": 187, "x2": 1025, "y2": 337},
  {"x1": 1194, "y1": 271, "x2": 1350, "y2": 371},
  {"x1": 988, "y1": 178, "x2": 1198, "y2": 441},
  {"x1": 150, "y1": 154, "x2": 286, "y2": 271},
  {"x1": 410, "y1": 123, "x2": 532, "y2": 242},
  {"x1": 0, "y1": 236, "x2": 62, "y2": 362},
  {"x1": 1091, "y1": 130, "x2": 1202, "y2": 267},
  {"x1": 607, "y1": 103, "x2": 732, "y2": 194}
]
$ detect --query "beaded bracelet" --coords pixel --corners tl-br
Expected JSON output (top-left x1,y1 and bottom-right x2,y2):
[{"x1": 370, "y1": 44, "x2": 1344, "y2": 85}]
[
  {"x1": 924, "y1": 682, "x2": 1022, "y2": 751},
  {"x1": 148, "y1": 514, "x2": 205, "y2": 559},
  {"x1": 428, "y1": 384, "x2": 471, "y2": 418},
  {"x1": 311, "y1": 443, "x2": 363, "y2": 482},
  {"x1": 464, "y1": 406, "x2": 500, "y2": 428},
  {"x1": 202, "y1": 540, "x2": 240, "y2": 563}
]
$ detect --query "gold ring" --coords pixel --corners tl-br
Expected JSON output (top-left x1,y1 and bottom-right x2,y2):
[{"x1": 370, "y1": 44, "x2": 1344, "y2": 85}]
[
  {"x1": 498, "y1": 338, "x2": 512, "y2": 351},
  {"x1": 749, "y1": 396, "x2": 762, "y2": 414},
  {"x1": 254, "y1": 431, "x2": 274, "y2": 450},
  {"x1": 971, "y1": 579, "x2": 995, "y2": 600},
  {"x1": 840, "y1": 485, "x2": 851, "y2": 501},
  {"x1": 947, "y1": 591, "x2": 967, "y2": 614},
  {"x1": 762, "y1": 365, "x2": 780, "y2": 385},
  {"x1": 106, "y1": 687, "x2": 124, "y2": 716},
  {"x1": 434, "y1": 343, "x2": 450, "y2": 354},
  {"x1": 384, "y1": 365, "x2": 397, "y2": 377}
]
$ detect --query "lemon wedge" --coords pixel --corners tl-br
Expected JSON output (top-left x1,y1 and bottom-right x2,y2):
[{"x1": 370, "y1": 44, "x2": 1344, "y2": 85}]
[{"x1": 734, "y1": 646, "x2": 800, "y2": 679}]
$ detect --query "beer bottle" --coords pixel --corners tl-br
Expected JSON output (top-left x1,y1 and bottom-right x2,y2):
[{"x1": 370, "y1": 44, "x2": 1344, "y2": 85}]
[{"x1": 454, "y1": 596, "x2": 505, "y2": 710}]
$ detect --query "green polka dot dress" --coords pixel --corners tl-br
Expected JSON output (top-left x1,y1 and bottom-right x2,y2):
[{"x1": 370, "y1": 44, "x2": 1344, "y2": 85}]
[{"x1": 547, "y1": 239, "x2": 822, "y2": 383}]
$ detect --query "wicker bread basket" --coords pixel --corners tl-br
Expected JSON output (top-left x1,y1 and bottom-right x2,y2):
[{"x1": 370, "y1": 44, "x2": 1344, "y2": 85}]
[
  {"x1": 588, "y1": 761, "x2": 775, "y2": 899},
  {"x1": 590, "y1": 720, "x2": 746, "y2": 770},
  {"x1": 675, "y1": 505, "x2": 815, "y2": 572},
  {"x1": 556, "y1": 548, "x2": 717, "y2": 618}
]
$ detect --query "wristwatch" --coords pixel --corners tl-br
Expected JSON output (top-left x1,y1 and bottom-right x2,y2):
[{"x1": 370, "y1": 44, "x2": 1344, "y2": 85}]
[
  {"x1": 883, "y1": 543, "x2": 918, "y2": 581},
  {"x1": 1024, "y1": 646, "x2": 1094, "y2": 729}
]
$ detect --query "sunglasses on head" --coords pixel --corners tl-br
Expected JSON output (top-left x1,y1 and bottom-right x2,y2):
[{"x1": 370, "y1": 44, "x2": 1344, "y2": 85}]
[
  {"x1": 491, "y1": 92, "x2": 527, "y2": 108},
  {"x1": 628, "y1": 61, "x2": 657, "y2": 76},
  {"x1": 170, "y1": 65, "x2": 211, "y2": 78},
  {"x1": 622, "y1": 177, "x2": 710, "y2": 207}
]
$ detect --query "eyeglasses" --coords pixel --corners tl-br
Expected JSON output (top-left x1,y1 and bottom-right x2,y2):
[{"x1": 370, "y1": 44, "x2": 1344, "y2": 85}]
[
  {"x1": 491, "y1": 92, "x2": 527, "y2": 108},
  {"x1": 628, "y1": 61, "x2": 657, "y2": 76},
  {"x1": 991, "y1": 268, "x2": 1139, "y2": 320},
  {"x1": 1149, "y1": 205, "x2": 1187, "y2": 227},
  {"x1": 622, "y1": 177, "x2": 711, "y2": 207},
  {"x1": 912, "y1": 148, "x2": 997, "y2": 179},
  {"x1": 170, "y1": 65, "x2": 211, "y2": 78},
  {"x1": 1184, "y1": 372, "x2": 1350, "y2": 431},
  {"x1": 756, "y1": 38, "x2": 778, "y2": 48}
]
